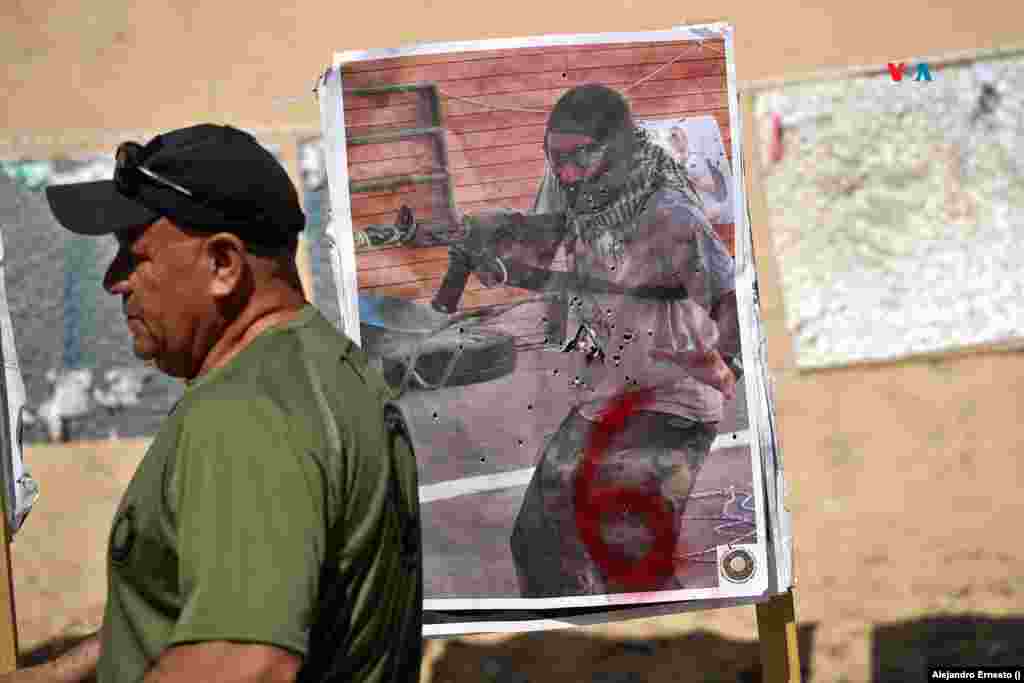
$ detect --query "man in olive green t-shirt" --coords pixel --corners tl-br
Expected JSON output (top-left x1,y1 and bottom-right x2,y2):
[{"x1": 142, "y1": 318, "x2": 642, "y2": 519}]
[{"x1": 10, "y1": 124, "x2": 422, "y2": 683}]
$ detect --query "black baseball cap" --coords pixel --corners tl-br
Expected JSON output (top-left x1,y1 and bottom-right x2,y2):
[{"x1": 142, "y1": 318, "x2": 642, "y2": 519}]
[{"x1": 45, "y1": 124, "x2": 305, "y2": 247}]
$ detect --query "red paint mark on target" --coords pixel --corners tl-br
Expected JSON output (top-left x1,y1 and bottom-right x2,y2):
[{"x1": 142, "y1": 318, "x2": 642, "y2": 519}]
[{"x1": 573, "y1": 388, "x2": 681, "y2": 589}]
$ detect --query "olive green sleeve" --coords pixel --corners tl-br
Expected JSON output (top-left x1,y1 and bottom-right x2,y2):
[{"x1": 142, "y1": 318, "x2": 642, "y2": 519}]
[{"x1": 167, "y1": 395, "x2": 328, "y2": 657}]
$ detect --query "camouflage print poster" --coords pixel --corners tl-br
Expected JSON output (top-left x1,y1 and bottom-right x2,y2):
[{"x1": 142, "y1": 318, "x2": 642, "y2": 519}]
[
  {"x1": 315, "y1": 23, "x2": 786, "y2": 618},
  {"x1": 753, "y1": 48, "x2": 1024, "y2": 369}
]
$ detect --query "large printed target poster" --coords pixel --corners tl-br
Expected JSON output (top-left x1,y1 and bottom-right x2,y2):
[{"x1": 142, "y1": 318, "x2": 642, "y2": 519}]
[{"x1": 308, "y1": 24, "x2": 788, "y2": 629}]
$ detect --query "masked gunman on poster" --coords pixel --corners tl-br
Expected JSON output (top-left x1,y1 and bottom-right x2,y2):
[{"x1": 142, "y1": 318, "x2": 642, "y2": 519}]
[{"x1": 434, "y1": 84, "x2": 744, "y2": 596}]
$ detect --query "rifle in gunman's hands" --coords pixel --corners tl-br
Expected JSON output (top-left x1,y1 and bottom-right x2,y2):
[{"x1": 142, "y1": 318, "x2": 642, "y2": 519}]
[
  {"x1": 430, "y1": 209, "x2": 690, "y2": 314},
  {"x1": 431, "y1": 211, "x2": 568, "y2": 314}
]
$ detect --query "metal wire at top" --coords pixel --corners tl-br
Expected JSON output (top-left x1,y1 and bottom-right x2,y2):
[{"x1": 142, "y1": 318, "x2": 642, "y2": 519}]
[
  {"x1": 307, "y1": 39, "x2": 728, "y2": 116},
  {"x1": 431, "y1": 40, "x2": 726, "y2": 115}
]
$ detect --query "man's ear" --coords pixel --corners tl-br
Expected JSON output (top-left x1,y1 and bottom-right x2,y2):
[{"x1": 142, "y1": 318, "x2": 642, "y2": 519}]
[{"x1": 203, "y1": 233, "x2": 248, "y2": 298}]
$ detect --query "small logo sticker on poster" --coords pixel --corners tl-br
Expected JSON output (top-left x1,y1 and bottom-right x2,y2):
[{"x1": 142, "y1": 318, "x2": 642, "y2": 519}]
[{"x1": 721, "y1": 546, "x2": 757, "y2": 583}]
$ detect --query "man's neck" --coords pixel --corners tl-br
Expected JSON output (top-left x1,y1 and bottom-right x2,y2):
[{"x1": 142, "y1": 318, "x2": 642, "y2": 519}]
[{"x1": 193, "y1": 294, "x2": 307, "y2": 380}]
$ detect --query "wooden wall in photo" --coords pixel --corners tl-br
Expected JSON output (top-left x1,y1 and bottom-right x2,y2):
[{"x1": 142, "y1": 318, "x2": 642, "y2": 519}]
[{"x1": 337, "y1": 38, "x2": 732, "y2": 309}]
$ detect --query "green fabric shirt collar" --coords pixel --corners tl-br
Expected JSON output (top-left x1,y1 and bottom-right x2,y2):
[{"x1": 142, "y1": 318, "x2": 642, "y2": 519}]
[{"x1": 184, "y1": 303, "x2": 320, "y2": 393}]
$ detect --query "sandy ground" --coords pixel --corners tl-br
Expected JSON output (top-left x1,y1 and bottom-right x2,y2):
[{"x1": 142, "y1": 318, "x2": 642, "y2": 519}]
[{"x1": 11, "y1": 401, "x2": 1024, "y2": 682}]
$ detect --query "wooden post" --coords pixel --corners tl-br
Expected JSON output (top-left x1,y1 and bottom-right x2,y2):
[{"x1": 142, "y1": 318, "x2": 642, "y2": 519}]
[
  {"x1": 0, "y1": 314, "x2": 20, "y2": 672},
  {"x1": 755, "y1": 589, "x2": 802, "y2": 683},
  {"x1": 0, "y1": 512, "x2": 18, "y2": 673}
]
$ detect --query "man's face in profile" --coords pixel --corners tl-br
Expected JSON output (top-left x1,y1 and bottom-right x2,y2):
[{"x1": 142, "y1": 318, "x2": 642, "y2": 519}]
[{"x1": 102, "y1": 218, "x2": 212, "y2": 377}]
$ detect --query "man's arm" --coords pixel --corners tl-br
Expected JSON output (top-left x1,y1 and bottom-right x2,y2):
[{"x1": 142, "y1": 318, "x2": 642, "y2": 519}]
[
  {"x1": 46, "y1": 634, "x2": 100, "y2": 683},
  {"x1": 646, "y1": 193, "x2": 739, "y2": 399},
  {"x1": 1, "y1": 632, "x2": 100, "y2": 683},
  {"x1": 711, "y1": 289, "x2": 743, "y2": 381},
  {"x1": 143, "y1": 641, "x2": 300, "y2": 683},
  {"x1": 649, "y1": 306, "x2": 738, "y2": 401}
]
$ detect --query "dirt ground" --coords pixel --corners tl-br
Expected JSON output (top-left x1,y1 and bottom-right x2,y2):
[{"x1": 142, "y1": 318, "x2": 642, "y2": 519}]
[{"x1": 11, "y1": 398, "x2": 1024, "y2": 682}]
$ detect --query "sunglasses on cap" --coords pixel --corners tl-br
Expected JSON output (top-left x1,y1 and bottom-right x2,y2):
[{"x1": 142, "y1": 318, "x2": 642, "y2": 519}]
[
  {"x1": 114, "y1": 141, "x2": 278, "y2": 232},
  {"x1": 546, "y1": 140, "x2": 609, "y2": 171}
]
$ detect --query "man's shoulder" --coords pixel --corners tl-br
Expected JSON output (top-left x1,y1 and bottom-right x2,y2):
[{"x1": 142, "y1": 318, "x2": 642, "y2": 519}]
[
  {"x1": 177, "y1": 311, "x2": 337, "y2": 417},
  {"x1": 175, "y1": 379, "x2": 287, "y2": 441},
  {"x1": 176, "y1": 306, "x2": 391, "y2": 438},
  {"x1": 629, "y1": 186, "x2": 708, "y2": 243}
]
